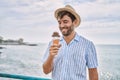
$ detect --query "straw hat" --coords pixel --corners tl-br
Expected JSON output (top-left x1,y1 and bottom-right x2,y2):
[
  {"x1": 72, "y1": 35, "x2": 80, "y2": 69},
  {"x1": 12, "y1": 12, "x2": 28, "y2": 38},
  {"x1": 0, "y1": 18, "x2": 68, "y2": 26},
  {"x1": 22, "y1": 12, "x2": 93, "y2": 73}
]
[{"x1": 54, "y1": 5, "x2": 81, "y2": 27}]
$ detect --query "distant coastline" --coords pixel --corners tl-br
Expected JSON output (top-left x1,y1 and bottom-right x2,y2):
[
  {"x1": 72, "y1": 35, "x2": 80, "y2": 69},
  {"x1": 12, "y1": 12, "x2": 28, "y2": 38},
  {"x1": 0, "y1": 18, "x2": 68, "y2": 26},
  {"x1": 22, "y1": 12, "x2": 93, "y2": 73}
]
[{"x1": 0, "y1": 37, "x2": 37, "y2": 46}]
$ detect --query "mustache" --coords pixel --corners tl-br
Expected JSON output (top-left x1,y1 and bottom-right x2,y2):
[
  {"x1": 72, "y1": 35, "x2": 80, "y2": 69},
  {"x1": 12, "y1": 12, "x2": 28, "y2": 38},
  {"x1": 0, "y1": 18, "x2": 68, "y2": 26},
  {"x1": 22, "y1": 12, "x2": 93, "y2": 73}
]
[{"x1": 60, "y1": 27, "x2": 69, "y2": 30}]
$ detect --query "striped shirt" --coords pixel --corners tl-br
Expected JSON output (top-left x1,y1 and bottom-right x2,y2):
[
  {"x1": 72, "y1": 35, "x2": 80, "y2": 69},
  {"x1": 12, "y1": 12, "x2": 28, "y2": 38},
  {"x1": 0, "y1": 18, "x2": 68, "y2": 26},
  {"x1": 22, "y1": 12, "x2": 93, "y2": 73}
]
[{"x1": 43, "y1": 33, "x2": 98, "y2": 80}]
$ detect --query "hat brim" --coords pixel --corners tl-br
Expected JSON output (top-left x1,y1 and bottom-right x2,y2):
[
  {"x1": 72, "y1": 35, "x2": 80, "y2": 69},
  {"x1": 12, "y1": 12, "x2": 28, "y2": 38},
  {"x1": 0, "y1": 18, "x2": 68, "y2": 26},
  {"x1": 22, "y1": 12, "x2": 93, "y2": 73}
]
[{"x1": 55, "y1": 8, "x2": 81, "y2": 27}]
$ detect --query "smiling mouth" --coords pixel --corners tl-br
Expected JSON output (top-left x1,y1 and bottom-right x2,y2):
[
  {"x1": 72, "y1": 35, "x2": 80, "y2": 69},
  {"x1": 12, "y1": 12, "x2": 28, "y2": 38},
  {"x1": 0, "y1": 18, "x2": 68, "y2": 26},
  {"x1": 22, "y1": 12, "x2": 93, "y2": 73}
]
[{"x1": 62, "y1": 28, "x2": 67, "y2": 30}]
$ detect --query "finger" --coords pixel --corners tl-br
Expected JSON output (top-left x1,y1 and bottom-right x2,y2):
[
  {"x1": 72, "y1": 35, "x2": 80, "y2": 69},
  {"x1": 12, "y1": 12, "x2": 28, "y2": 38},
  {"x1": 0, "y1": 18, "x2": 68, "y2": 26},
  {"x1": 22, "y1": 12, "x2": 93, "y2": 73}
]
[
  {"x1": 50, "y1": 50, "x2": 58, "y2": 53},
  {"x1": 51, "y1": 44, "x2": 58, "y2": 47},
  {"x1": 49, "y1": 47, "x2": 59, "y2": 51},
  {"x1": 50, "y1": 45, "x2": 60, "y2": 49},
  {"x1": 51, "y1": 44, "x2": 61, "y2": 47},
  {"x1": 52, "y1": 44, "x2": 61, "y2": 48},
  {"x1": 50, "y1": 50, "x2": 58, "y2": 55}
]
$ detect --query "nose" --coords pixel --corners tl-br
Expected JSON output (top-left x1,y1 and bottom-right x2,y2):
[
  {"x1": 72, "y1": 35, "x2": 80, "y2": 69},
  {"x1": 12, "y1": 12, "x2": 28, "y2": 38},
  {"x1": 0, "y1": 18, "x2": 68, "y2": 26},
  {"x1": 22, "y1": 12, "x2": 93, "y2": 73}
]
[{"x1": 59, "y1": 22, "x2": 65, "y2": 28}]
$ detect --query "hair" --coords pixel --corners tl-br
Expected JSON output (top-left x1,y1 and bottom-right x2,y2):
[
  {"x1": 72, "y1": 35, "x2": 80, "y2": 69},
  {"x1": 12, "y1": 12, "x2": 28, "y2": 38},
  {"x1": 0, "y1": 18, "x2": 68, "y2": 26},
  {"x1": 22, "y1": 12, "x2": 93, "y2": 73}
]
[{"x1": 57, "y1": 11, "x2": 76, "y2": 22}]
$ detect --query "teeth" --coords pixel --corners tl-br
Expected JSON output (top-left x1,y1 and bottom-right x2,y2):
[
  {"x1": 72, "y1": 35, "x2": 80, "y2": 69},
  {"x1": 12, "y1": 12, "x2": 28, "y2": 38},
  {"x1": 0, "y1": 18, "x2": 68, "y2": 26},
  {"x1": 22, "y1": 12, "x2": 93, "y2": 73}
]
[
  {"x1": 62, "y1": 29, "x2": 67, "y2": 31},
  {"x1": 62, "y1": 29, "x2": 67, "y2": 30}
]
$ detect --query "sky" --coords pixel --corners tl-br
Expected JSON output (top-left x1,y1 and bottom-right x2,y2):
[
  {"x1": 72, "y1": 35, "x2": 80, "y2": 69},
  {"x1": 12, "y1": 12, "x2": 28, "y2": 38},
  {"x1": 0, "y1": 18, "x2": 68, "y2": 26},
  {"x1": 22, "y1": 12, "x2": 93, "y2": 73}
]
[{"x1": 0, "y1": 0, "x2": 120, "y2": 44}]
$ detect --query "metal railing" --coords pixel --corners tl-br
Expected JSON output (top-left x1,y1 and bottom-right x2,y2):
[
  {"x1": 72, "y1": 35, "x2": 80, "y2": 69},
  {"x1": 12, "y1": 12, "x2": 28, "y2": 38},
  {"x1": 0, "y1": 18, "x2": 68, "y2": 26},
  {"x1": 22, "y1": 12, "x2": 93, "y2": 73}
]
[{"x1": 0, "y1": 72, "x2": 51, "y2": 80}]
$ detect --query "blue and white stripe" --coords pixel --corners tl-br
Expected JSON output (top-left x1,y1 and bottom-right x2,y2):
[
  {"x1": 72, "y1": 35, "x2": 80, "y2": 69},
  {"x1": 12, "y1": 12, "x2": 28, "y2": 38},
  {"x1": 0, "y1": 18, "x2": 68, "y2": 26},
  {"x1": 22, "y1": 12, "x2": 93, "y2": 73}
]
[{"x1": 43, "y1": 33, "x2": 98, "y2": 80}]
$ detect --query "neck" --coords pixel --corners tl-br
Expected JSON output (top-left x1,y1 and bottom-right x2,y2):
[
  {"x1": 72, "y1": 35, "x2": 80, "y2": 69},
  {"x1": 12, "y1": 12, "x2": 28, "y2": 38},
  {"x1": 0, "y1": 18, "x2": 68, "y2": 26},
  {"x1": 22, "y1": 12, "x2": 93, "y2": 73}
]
[{"x1": 63, "y1": 31, "x2": 76, "y2": 44}]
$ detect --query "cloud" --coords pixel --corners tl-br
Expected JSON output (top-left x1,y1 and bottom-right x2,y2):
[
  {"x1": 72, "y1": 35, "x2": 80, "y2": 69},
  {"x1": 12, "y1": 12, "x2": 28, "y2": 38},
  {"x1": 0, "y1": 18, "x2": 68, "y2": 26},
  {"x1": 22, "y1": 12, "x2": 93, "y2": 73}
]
[
  {"x1": 72, "y1": 2, "x2": 120, "y2": 22},
  {"x1": 96, "y1": 0, "x2": 120, "y2": 4},
  {"x1": 63, "y1": 0, "x2": 96, "y2": 4},
  {"x1": 0, "y1": 0, "x2": 120, "y2": 44}
]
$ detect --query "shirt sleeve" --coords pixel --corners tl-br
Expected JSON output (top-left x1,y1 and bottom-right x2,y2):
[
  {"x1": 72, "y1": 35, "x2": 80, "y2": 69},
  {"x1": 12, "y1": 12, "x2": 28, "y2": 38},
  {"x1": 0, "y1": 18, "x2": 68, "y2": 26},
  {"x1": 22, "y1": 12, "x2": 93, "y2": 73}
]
[
  {"x1": 86, "y1": 41, "x2": 98, "y2": 68},
  {"x1": 42, "y1": 42, "x2": 52, "y2": 64}
]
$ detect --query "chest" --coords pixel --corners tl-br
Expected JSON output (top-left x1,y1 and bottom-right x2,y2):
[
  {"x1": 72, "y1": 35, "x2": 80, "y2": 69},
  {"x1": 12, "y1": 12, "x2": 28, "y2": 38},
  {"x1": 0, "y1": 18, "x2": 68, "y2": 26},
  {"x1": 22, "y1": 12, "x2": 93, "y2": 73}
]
[{"x1": 55, "y1": 43, "x2": 87, "y2": 63}]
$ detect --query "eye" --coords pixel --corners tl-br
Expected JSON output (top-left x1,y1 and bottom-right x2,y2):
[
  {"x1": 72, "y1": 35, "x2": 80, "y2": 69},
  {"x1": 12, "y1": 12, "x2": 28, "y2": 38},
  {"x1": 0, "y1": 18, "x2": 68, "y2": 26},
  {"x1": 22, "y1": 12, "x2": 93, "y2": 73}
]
[{"x1": 64, "y1": 20, "x2": 68, "y2": 24}]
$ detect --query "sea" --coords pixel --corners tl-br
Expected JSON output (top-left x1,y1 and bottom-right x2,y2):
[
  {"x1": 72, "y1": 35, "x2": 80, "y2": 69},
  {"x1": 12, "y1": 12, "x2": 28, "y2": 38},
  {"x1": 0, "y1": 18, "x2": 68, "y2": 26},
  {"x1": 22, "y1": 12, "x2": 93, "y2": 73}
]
[{"x1": 0, "y1": 44, "x2": 120, "y2": 80}]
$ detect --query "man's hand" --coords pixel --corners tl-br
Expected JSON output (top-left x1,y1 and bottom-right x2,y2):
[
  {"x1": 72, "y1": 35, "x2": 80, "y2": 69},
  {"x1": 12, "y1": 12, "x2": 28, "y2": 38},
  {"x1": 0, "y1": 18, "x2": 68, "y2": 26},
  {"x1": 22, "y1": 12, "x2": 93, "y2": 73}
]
[
  {"x1": 43, "y1": 44, "x2": 61, "y2": 74},
  {"x1": 49, "y1": 44, "x2": 61, "y2": 57}
]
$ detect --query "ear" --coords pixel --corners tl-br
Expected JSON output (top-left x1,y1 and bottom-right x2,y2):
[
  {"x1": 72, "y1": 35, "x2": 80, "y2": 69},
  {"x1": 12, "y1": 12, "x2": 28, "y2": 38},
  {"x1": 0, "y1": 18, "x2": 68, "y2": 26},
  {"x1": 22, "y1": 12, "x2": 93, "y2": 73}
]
[{"x1": 73, "y1": 19, "x2": 77, "y2": 27}]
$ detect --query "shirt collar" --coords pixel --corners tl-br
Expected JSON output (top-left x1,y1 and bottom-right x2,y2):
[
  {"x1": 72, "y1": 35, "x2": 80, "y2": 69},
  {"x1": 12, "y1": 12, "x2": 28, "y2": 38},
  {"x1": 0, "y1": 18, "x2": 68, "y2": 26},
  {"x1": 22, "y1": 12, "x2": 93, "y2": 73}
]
[
  {"x1": 60, "y1": 32, "x2": 80, "y2": 42},
  {"x1": 74, "y1": 33, "x2": 80, "y2": 42}
]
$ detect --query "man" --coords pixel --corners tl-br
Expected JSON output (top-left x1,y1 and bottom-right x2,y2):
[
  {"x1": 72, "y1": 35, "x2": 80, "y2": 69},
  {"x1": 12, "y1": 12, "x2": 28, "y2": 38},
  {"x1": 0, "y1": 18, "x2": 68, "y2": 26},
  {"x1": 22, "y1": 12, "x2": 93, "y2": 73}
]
[{"x1": 42, "y1": 5, "x2": 98, "y2": 80}]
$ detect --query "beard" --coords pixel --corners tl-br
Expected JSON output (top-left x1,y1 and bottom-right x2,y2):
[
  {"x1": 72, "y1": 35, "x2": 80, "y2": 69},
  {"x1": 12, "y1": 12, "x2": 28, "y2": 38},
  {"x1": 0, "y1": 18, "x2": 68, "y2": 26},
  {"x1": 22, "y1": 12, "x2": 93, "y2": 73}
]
[{"x1": 59, "y1": 24, "x2": 74, "y2": 36}]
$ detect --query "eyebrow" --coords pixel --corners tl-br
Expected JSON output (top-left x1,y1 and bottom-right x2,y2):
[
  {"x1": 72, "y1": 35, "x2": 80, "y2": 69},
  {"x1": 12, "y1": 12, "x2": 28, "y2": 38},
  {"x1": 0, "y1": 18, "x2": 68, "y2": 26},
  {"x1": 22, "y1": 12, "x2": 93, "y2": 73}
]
[{"x1": 58, "y1": 19, "x2": 68, "y2": 22}]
